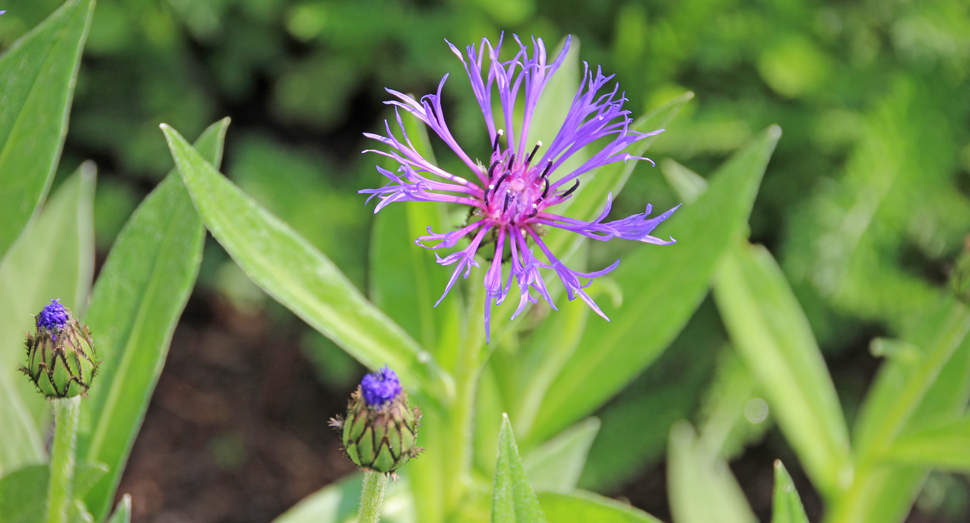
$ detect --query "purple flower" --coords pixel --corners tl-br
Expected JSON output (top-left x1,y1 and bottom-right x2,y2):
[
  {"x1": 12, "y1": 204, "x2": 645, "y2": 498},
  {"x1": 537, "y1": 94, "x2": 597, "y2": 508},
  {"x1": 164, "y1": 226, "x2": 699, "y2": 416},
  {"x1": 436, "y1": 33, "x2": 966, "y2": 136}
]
[
  {"x1": 361, "y1": 35, "x2": 679, "y2": 342},
  {"x1": 360, "y1": 366, "x2": 402, "y2": 407},
  {"x1": 36, "y1": 299, "x2": 69, "y2": 331}
]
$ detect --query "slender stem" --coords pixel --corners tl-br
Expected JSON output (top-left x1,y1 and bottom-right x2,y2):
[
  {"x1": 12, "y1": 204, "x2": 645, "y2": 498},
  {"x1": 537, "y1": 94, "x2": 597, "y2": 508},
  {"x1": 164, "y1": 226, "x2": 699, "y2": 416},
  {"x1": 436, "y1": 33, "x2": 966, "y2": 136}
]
[
  {"x1": 358, "y1": 470, "x2": 389, "y2": 523},
  {"x1": 47, "y1": 397, "x2": 81, "y2": 523},
  {"x1": 443, "y1": 282, "x2": 487, "y2": 514}
]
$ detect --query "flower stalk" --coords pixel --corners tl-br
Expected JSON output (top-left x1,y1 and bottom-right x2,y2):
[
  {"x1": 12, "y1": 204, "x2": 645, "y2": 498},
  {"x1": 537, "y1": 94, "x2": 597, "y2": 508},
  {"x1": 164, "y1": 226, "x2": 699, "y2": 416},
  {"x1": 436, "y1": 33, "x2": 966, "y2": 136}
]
[
  {"x1": 46, "y1": 396, "x2": 81, "y2": 523},
  {"x1": 358, "y1": 470, "x2": 390, "y2": 523}
]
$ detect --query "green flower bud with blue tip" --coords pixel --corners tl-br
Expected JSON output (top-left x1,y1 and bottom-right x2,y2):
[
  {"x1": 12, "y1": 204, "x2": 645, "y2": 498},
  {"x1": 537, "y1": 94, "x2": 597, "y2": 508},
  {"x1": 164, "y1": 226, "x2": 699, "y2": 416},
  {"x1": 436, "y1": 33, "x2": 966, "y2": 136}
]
[
  {"x1": 21, "y1": 299, "x2": 99, "y2": 398},
  {"x1": 330, "y1": 366, "x2": 422, "y2": 474}
]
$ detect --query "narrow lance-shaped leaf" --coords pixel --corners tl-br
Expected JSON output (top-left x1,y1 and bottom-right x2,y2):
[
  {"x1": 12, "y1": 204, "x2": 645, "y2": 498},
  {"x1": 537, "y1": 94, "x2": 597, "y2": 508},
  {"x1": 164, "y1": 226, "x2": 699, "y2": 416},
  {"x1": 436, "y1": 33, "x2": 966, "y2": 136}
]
[
  {"x1": 0, "y1": 164, "x2": 95, "y2": 475},
  {"x1": 77, "y1": 120, "x2": 228, "y2": 521},
  {"x1": 714, "y1": 243, "x2": 852, "y2": 498},
  {"x1": 881, "y1": 416, "x2": 970, "y2": 470},
  {"x1": 493, "y1": 414, "x2": 547, "y2": 523},
  {"x1": 0, "y1": 0, "x2": 94, "y2": 258},
  {"x1": 106, "y1": 495, "x2": 131, "y2": 523},
  {"x1": 827, "y1": 298, "x2": 970, "y2": 523},
  {"x1": 160, "y1": 124, "x2": 454, "y2": 406},
  {"x1": 772, "y1": 461, "x2": 810, "y2": 523},
  {"x1": 529, "y1": 126, "x2": 780, "y2": 444}
]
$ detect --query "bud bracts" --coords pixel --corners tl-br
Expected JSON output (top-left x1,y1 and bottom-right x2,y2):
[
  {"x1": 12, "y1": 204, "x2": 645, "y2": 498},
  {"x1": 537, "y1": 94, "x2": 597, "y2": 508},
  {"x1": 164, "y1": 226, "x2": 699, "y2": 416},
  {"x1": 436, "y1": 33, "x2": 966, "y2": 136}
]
[
  {"x1": 332, "y1": 366, "x2": 421, "y2": 474},
  {"x1": 21, "y1": 299, "x2": 99, "y2": 398}
]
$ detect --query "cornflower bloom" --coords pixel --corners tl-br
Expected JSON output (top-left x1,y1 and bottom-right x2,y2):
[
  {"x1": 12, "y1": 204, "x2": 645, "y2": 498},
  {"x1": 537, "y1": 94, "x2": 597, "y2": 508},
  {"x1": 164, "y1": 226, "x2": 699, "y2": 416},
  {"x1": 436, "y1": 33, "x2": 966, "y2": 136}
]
[{"x1": 361, "y1": 35, "x2": 679, "y2": 342}]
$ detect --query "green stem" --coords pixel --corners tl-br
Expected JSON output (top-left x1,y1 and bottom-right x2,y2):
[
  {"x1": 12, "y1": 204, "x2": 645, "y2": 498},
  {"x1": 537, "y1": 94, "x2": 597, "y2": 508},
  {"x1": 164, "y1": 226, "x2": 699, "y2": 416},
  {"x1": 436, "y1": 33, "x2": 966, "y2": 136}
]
[
  {"x1": 47, "y1": 397, "x2": 81, "y2": 523},
  {"x1": 442, "y1": 282, "x2": 487, "y2": 515},
  {"x1": 358, "y1": 470, "x2": 389, "y2": 523}
]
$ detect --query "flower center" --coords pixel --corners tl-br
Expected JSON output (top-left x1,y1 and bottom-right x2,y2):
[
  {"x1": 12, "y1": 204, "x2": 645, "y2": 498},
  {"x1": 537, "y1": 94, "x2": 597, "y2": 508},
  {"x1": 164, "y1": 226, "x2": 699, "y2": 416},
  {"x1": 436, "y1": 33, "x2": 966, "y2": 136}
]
[{"x1": 480, "y1": 136, "x2": 551, "y2": 226}]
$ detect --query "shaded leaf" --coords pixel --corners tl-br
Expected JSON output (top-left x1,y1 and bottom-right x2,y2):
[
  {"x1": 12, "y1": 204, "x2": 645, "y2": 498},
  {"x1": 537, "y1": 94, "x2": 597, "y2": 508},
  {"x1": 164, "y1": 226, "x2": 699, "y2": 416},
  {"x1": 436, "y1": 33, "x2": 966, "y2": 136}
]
[
  {"x1": 0, "y1": 164, "x2": 95, "y2": 475},
  {"x1": 368, "y1": 109, "x2": 461, "y2": 366}
]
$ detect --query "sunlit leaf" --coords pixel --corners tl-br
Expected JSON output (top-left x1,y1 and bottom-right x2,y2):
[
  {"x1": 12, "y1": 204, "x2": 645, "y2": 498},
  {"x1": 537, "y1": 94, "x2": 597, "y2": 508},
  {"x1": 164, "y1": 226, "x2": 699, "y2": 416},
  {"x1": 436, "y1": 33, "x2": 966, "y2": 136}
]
[
  {"x1": 77, "y1": 120, "x2": 228, "y2": 521},
  {"x1": 667, "y1": 421, "x2": 757, "y2": 523},
  {"x1": 537, "y1": 491, "x2": 662, "y2": 523},
  {"x1": 522, "y1": 417, "x2": 599, "y2": 492},
  {"x1": 0, "y1": 0, "x2": 94, "y2": 258},
  {"x1": 529, "y1": 126, "x2": 780, "y2": 444},
  {"x1": 162, "y1": 124, "x2": 454, "y2": 406},
  {"x1": 715, "y1": 243, "x2": 851, "y2": 497},
  {"x1": 493, "y1": 414, "x2": 546, "y2": 523},
  {"x1": 771, "y1": 461, "x2": 810, "y2": 523}
]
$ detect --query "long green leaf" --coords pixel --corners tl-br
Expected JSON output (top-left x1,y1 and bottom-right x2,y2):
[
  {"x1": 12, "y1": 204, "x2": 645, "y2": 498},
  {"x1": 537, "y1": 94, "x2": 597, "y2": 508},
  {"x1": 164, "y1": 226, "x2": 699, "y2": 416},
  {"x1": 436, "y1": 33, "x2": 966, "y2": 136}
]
[
  {"x1": 77, "y1": 121, "x2": 227, "y2": 521},
  {"x1": 667, "y1": 421, "x2": 757, "y2": 523},
  {"x1": 772, "y1": 461, "x2": 810, "y2": 523},
  {"x1": 537, "y1": 491, "x2": 662, "y2": 523},
  {"x1": 881, "y1": 416, "x2": 970, "y2": 469},
  {"x1": 714, "y1": 243, "x2": 851, "y2": 497},
  {"x1": 0, "y1": 0, "x2": 93, "y2": 258},
  {"x1": 0, "y1": 164, "x2": 95, "y2": 475},
  {"x1": 826, "y1": 298, "x2": 970, "y2": 523},
  {"x1": 161, "y1": 124, "x2": 454, "y2": 404},
  {"x1": 530, "y1": 126, "x2": 780, "y2": 443},
  {"x1": 493, "y1": 414, "x2": 547, "y2": 523}
]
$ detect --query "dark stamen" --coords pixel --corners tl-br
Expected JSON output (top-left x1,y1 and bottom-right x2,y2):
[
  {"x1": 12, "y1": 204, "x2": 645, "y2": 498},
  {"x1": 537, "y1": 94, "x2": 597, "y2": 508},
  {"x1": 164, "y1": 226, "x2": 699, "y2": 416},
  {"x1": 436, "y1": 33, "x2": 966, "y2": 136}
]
[
  {"x1": 561, "y1": 180, "x2": 580, "y2": 198},
  {"x1": 542, "y1": 178, "x2": 550, "y2": 199},
  {"x1": 539, "y1": 160, "x2": 553, "y2": 180},
  {"x1": 507, "y1": 154, "x2": 517, "y2": 170},
  {"x1": 527, "y1": 141, "x2": 542, "y2": 165},
  {"x1": 486, "y1": 160, "x2": 499, "y2": 181},
  {"x1": 493, "y1": 129, "x2": 504, "y2": 151},
  {"x1": 503, "y1": 192, "x2": 513, "y2": 213},
  {"x1": 527, "y1": 204, "x2": 539, "y2": 218},
  {"x1": 494, "y1": 172, "x2": 510, "y2": 191}
]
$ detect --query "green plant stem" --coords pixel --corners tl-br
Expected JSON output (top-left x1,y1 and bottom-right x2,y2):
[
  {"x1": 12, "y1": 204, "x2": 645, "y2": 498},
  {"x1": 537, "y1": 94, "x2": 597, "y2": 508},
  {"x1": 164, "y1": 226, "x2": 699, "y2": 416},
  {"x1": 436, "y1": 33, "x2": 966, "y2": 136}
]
[
  {"x1": 47, "y1": 396, "x2": 81, "y2": 523},
  {"x1": 442, "y1": 282, "x2": 487, "y2": 515},
  {"x1": 358, "y1": 470, "x2": 389, "y2": 523}
]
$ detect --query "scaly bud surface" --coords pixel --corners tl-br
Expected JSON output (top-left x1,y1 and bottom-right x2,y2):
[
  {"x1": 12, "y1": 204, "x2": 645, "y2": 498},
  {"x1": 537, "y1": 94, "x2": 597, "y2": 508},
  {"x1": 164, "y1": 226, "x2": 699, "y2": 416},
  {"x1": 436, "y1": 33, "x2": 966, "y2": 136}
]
[
  {"x1": 331, "y1": 366, "x2": 421, "y2": 474},
  {"x1": 21, "y1": 299, "x2": 99, "y2": 398}
]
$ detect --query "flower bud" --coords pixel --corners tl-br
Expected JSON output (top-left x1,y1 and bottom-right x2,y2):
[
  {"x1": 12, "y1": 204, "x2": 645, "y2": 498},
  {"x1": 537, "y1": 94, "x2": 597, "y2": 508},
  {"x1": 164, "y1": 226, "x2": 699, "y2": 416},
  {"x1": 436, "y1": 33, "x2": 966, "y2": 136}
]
[
  {"x1": 330, "y1": 366, "x2": 421, "y2": 474},
  {"x1": 21, "y1": 299, "x2": 98, "y2": 398}
]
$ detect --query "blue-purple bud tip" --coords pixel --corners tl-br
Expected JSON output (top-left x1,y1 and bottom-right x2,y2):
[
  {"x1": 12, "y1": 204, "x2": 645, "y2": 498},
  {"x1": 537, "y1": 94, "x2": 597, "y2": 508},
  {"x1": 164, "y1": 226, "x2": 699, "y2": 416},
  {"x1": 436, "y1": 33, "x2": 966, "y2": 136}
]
[
  {"x1": 361, "y1": 366, "x2": 401, "y2": 407},
  {"x1": 37, "y1": 299, "x2": 69, "y2": 330}
]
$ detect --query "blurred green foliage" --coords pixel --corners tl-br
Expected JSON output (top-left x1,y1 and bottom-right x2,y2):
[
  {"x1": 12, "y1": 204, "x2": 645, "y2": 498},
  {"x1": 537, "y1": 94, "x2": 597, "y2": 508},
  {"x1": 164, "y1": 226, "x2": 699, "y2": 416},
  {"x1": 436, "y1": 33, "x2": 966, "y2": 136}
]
[{"x1": 4, "y1": 0, "x2": 970, "y2": 517}]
